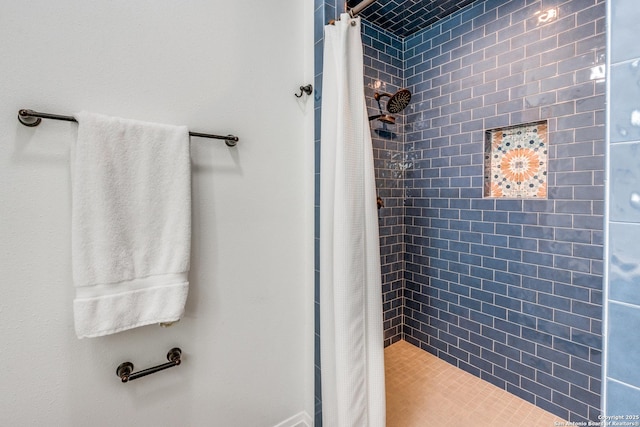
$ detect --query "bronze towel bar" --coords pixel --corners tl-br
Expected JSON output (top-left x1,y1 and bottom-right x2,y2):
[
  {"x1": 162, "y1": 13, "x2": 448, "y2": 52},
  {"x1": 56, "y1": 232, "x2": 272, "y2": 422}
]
[{"x1": 18, "y1": 109, "x2": 239, "y2": 147}]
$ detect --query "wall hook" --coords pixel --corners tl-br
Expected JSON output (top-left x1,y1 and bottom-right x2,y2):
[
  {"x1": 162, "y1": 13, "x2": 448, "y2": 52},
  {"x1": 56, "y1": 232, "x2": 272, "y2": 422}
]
[{"x1": 295, "y1": 84, "x2": 313, "y2": 98}]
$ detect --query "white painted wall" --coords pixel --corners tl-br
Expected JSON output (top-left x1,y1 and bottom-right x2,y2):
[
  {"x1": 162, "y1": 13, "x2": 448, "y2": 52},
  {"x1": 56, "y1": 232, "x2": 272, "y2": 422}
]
[{"x1": 0, "y1": 1, "x2": 315, "y2": 426}]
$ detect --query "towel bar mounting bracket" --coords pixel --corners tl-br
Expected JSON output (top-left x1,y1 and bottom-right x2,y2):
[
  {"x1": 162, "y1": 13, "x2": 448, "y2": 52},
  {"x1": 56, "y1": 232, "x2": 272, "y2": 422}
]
[
  {"x1": 18, "y1": 109, "x2": 41, "y2": 127},
  {"x1": 116, "y1": 347, "x2": 182, "y2": 383}
]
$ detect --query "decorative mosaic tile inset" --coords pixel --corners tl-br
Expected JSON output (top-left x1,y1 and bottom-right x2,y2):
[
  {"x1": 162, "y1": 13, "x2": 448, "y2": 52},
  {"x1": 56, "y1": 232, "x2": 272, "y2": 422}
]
[{"x1": 484, "y1": 121, "x2": 548, "y2": 199}]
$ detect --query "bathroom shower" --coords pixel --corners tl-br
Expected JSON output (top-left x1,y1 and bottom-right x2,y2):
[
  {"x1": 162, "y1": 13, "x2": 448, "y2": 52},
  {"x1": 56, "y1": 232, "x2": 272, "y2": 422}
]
[{"x1": 368, "y1": 88, "x2": 411, "y2": 124}]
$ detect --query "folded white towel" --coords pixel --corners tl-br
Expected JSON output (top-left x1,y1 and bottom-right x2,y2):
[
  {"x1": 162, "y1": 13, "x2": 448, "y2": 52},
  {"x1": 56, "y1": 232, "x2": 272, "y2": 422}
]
[{"x1": 71, "y1": 111, "x2": 191, "y2": 338}]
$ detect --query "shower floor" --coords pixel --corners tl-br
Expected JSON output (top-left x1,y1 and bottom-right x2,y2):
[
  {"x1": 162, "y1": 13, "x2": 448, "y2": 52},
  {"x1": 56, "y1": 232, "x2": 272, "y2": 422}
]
[{"x1": 385, "y1": 340, "x2": 566, "y2": 427}]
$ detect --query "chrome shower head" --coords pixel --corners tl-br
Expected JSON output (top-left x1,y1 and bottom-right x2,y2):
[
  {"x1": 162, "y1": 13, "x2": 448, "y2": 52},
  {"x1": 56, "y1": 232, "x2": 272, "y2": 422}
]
[{"x1": 374, "y1": 89, "x2": 412, "y2": 114}]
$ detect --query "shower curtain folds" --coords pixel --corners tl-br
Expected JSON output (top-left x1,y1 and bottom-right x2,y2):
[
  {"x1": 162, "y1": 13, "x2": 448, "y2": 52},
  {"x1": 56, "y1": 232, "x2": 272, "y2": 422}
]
[{"x1": 320, "y1": 13, "x2": 386, "y2": 427}]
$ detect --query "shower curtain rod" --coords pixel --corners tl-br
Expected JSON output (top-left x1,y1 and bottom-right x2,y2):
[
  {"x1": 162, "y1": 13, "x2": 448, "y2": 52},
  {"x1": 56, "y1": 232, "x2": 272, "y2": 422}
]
[
  {"x1": 328, "y1": 0, "x2": 376, "y2": 24},
  {"x1": 17, "y1": 109, "x2": 239, "y2": 147},
  {"x1": 348, "y1": 0, "x2": 377, "y2": 17}
]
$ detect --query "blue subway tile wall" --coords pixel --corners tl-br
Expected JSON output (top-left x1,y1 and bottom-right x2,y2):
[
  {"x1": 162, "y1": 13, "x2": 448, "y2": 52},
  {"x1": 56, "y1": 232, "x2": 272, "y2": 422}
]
[
  {"x1": 362, "y1": 20, "x2": 406, "y2": 347},
  {"x1": 402, "y1": 0, "x2": 605, "y2": 423},
  {"x1": 605, "y1": 0, "x2": 640, "y2": 417}
]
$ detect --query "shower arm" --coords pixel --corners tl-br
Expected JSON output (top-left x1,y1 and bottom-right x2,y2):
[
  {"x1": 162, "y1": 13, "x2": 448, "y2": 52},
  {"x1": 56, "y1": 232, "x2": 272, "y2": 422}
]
[
  {"x1": 374, "y1": 92, "x2": 393, "y2": 101},
  {"x1": 368, "y1": 95, "x2": 386, "y2": 122}
]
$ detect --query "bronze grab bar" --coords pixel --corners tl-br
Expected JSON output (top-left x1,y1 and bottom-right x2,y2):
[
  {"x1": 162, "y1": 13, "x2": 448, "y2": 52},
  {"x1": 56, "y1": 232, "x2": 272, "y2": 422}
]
[{"x1": 116, "y1": 347, "x2": 182, "y2": 383}]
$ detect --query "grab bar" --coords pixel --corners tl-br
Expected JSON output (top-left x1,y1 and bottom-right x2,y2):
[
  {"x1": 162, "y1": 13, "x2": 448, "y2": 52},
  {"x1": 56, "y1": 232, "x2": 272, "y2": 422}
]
[{"x1": 116, "y1": 347, "x2": 182, "y2": 383}]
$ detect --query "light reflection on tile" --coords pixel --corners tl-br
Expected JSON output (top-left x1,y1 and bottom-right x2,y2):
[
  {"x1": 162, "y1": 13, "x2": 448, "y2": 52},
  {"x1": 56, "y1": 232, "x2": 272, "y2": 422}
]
[
  {"x1": 606, "y1": 379, "x2": 640, "y2": 417},
  {"x1": 606, "y1": 302, "x2": 640, "y2": 390},
  {"x1": 610, "y1": 0, "x2": 640, "y2": 63},
  {"x1": 609, "y1": 222, "x2": 640, "y2": 306},
  {"x1": 610, "y1": 62, "x2": 640, "y2": 143},
  {"x1": 610, "y1": 142, "x2": 640, "y2": 222}
]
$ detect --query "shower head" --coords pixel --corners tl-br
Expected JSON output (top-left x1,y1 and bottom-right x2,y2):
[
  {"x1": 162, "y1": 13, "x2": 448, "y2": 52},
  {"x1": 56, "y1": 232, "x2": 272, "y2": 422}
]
[
  {"x1": 387, "y1": 89, "x2": 412, "y2": 113},
  {"x1": 374, "y1": 89, "x2": 412, "y2": 114}
]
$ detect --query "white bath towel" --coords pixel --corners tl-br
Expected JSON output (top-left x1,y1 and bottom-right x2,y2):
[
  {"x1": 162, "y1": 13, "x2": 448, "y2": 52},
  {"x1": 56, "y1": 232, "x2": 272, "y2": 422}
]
[{"x1": 71, "y1": 111, "x2": 191, "y2": 339}]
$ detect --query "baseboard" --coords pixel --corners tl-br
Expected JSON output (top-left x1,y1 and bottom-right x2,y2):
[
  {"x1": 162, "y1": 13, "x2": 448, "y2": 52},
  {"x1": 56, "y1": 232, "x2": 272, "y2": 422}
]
[{"x1": 272, "y1": 411, "x2": 313, "y2": 427}]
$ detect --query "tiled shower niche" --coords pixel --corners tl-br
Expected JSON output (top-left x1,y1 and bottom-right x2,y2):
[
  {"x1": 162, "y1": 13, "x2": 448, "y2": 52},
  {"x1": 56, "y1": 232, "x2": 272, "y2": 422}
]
[{"x1": 484, "y1": 121, "x2": 548, "y2": 199}]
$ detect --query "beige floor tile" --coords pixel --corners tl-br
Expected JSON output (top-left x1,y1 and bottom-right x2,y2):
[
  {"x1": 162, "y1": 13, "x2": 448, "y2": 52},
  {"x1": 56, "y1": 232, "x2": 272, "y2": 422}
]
[{"x1": 385, "y1": 340, "x2": 567, "y2": 427}]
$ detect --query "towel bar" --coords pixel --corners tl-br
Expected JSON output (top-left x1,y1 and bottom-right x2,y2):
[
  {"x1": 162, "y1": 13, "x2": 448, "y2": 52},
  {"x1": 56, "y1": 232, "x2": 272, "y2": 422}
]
[
  {"x1": 18, "y1": 109, "x2": 239, "y2": 147},
  {"x1": 116, "y1": 347, "x2": 182, "y2": 383}
]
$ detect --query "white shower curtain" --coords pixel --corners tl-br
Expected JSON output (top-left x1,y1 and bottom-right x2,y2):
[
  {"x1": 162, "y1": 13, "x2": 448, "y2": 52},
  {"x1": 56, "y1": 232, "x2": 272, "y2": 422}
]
[{"x1": 320, "y1": 13, "x2": 386, "y2": 427}]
